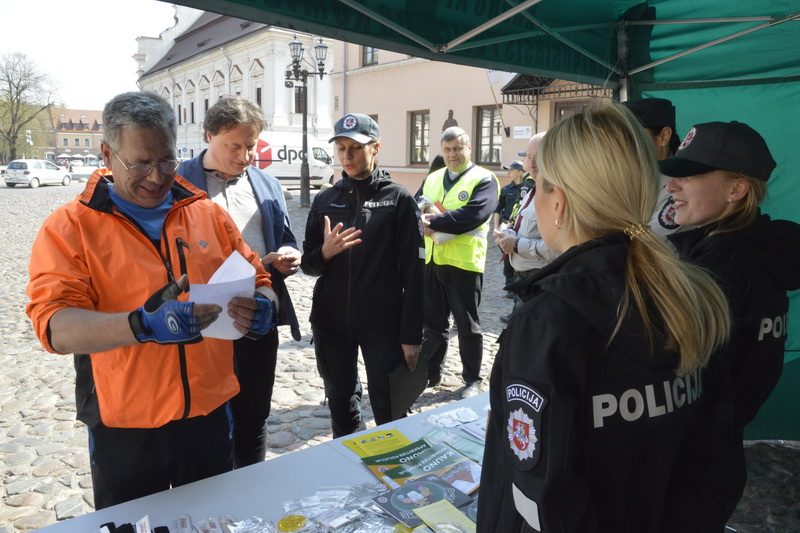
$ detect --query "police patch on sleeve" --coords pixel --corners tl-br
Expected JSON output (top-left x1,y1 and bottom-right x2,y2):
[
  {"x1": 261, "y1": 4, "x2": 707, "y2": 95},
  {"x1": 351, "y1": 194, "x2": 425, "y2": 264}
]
[
  {"x1": 657, "y1": 197, "x2": 679, "y2": 230},
  {"x1": 506, "y1": 383, "x2": 547, "y2": 470}
]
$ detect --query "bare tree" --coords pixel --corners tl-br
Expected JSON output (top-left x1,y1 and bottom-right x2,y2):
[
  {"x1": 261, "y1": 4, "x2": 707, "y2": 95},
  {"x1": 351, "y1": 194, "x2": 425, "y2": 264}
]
[{"x1": 0, "y1": 52, "x2": 57, "y2": 161}]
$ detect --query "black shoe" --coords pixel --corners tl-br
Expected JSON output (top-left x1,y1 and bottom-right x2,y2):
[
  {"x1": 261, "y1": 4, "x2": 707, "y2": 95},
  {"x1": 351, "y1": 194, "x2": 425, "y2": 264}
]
[
  {"x1": 427, "y1": 375, "x2": 442, "y2": 388},
  {"x1": 500, "y1": 314, "x2": 511, "y2": 324}
]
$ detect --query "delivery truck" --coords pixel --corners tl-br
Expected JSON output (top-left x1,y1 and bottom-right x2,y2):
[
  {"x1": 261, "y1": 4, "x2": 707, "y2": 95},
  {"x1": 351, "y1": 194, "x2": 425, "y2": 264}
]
[{"x1": 251, "y1": 131, "x2": 334, "y2": 188}]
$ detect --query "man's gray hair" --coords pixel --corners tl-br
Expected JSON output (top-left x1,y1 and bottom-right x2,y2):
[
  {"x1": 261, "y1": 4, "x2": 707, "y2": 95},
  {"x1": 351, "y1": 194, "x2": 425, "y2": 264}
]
[
  {"x1": 204, "y1": 96, "x2": 266, "y2": 138},
  {"x1": 102, "y1": 91, "x2": 176, "y2": 152},
  {"x1": 441, "y1": 126, "x2": 470, "y2": 145}
]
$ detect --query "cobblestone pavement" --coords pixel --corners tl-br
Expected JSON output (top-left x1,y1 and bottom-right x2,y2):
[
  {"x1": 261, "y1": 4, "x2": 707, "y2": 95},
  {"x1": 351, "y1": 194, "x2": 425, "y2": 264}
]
[{"x1": 0, "y1": 182, "x2": 797, "y2": 532}]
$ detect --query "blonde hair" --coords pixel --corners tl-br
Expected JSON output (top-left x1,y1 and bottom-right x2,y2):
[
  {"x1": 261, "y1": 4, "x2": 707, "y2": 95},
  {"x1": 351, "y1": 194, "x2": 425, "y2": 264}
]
[
  {"x1": 537, "y1": 102, "x2": 730, "y2": 376},
  {"x1": 709, "y1": 171, "x2": 766, "y2": 236}
]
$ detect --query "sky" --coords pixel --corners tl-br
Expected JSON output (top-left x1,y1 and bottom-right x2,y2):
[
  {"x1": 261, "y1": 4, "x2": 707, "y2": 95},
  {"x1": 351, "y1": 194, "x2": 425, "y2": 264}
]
[{"x1": 1, "y1": 0, "x2": 180, "y2": 110}]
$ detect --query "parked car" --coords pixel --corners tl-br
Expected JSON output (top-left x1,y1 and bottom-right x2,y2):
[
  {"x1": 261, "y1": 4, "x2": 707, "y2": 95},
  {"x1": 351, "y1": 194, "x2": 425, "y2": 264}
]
[{"x1": 5, "y1": 159, "x2": 72, "y2": 188}]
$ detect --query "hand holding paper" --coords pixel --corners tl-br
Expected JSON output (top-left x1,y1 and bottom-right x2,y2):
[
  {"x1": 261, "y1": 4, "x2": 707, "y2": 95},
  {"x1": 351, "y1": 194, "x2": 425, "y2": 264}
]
[{"x1": 189, "y1": 251, "x2": 256, "y2": 340}]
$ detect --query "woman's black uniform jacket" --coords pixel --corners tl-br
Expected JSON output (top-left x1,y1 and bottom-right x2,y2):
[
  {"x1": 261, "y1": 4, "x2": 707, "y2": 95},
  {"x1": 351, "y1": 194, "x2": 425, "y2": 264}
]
[
  {"x1": 662, "y1": 212, "x2": 800, "y2": 530},
  {"x1": 478, "y1": 234, "x2": 702, "y2": 533},
  {"x1": 301, "y1": 167, "x2": 423, "y2": 344}
]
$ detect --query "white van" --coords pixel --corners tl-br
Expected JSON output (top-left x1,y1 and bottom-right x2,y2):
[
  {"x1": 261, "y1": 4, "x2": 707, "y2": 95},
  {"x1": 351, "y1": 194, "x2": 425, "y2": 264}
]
[{"x1": 251, "y1": 131, "x2": 334, "y2": 188}]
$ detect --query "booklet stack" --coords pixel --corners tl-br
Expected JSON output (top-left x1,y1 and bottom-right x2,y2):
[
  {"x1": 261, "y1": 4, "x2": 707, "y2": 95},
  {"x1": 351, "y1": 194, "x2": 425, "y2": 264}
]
[{"x1": 361, "y1": 437, "x2": 482, "y2": 495}]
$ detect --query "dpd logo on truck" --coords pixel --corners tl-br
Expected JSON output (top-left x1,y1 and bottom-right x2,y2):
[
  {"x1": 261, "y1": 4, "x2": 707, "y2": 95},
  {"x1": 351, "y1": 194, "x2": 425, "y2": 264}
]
[{"x1": 253, "y1": 138, "x2": 308, "y2": 170}]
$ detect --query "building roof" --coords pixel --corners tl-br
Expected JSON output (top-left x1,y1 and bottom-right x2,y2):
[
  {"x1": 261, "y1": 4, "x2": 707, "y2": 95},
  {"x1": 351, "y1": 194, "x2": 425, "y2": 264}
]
[
  {"x1": 144, "y1": 14, "x2": 268, "y2": 76},
  {"x1": 52, "y1": 108, "x2": 103, "y2": 131}
]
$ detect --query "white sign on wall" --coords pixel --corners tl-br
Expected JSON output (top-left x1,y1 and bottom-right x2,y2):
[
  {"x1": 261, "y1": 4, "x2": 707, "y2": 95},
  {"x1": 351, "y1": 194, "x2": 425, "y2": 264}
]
[{"x1": 513, "y1": 126, "x2": 533, "y2": 139}]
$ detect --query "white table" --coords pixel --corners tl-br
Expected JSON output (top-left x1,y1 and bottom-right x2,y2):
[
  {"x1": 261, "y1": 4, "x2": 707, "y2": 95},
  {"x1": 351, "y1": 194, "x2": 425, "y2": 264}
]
[{"x1": 40, "y1": 393, "x2": 490, "y2": 532}]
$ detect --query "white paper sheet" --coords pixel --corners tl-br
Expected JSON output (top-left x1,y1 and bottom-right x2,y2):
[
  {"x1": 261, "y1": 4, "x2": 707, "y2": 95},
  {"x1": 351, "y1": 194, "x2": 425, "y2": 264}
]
[{"x1": 189, "y1": 251, "x2": 256, "y2": 340}]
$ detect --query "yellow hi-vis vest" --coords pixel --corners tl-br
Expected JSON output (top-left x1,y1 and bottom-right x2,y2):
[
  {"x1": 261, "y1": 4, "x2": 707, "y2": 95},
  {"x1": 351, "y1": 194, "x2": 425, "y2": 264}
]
[{"x1": 422, "y1": 165, "x2": 499, "y2": 273}]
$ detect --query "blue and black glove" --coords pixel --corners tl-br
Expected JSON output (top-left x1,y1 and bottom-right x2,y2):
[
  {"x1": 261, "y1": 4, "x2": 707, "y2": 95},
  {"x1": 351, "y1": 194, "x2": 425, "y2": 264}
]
[
  {"x1": 245, "y1": 292, "x2": 277, "y2": 340},
  {"x1": 129, "y1": 277, "x2": 202, "y2": 345}
]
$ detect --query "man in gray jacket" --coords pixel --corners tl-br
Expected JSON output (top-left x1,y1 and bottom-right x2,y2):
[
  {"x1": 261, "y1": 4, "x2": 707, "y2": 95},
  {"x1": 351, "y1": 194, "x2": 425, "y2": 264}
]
[{"x1": 493, "y1": 132, "x2": 559, "y2": 322}]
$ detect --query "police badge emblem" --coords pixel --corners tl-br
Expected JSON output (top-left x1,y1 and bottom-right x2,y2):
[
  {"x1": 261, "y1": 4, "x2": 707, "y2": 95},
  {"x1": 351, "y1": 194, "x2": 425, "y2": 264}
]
[
  {"x1": 678, "y1": 127, "x2": 696, "y2": 151},
  {"x1": 458, "y1": 191, "x2": 469, "y2": 201},
  {"x1": 507, "y1": 408, "x2": 537, "y2": 461},
  {"x1": 657, "y1": 197, "x2": 679, "y2": 230},
  {"x1": 342, "y1": 115, "x2": 358, "y2": 130},
  {"x1": 505, "y1": 383, "x2": 547, "y2": 468}
]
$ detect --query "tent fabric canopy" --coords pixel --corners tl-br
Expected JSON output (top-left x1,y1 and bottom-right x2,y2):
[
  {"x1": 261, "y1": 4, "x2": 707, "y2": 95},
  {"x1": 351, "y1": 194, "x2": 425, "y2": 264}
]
[{"x1": 167, "y1": 0, "x2": 800, "y2": 439}]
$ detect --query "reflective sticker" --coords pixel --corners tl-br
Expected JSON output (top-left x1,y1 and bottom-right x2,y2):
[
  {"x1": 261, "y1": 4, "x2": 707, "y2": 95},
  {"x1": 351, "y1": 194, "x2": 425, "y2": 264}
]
[
  {"x1": 512, "y1": 483, "x2": 541, "y2": 531},
  {"x1": 458, "y1": 190, "x2": 469, "y2": 201}
]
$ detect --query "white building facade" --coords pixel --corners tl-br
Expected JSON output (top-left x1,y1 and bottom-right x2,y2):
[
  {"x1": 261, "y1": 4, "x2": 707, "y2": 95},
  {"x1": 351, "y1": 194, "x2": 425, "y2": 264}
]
[{"x1": 135, "y1": 7, "x2": 333, "y2": 160}]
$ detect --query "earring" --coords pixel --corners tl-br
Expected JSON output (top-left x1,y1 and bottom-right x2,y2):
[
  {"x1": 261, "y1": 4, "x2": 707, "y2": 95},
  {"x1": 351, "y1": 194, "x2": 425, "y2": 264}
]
[
  {"x1": 554, "y1": 219, "x2": 560, "y2": 228},
  {"x1": 727, "y1": 198, "x2": 733, "y2": 203}
]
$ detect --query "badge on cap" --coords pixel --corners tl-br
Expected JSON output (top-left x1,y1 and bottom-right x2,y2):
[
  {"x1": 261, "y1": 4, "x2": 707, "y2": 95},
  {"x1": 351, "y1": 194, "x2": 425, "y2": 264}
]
[
  {"x1": 342, "y1": 115, "x2": 359, "y2": 130},
  {"x1": 678, "y1": 127, "x2": 696, "y2": 151},
  {"x1": 505, "y1": 383, "x2": 547, "y2": 469}
]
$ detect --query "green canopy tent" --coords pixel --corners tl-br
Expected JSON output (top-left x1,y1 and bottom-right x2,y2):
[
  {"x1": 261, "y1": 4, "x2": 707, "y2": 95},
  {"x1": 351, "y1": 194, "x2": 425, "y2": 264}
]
[{"x1": 169, "y1": 0, "x2": 800, "y2": 438}]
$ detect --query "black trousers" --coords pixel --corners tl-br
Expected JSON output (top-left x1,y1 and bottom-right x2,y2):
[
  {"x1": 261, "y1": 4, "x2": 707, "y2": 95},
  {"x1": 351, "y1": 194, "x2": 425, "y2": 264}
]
[
  {"x1": 88, "y1": 403, "x2": 233, "y2": 509},
  {"x1": 422, "y1": 263, "x2": 484, "y2": 383},
  {"x1": 230, "y1": 328, "x2": 279, "y2": 468},
  {"x1": 313, "y1": 327, "x2": 404, "y2": 438},
  {"x1": 502, "y1": 254, "x2": 515, "y2": 288}
]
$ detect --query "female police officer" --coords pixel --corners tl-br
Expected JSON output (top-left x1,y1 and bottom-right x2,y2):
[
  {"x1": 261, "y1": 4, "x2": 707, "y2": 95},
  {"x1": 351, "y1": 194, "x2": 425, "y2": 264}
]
[
  {"x1": 661, "y1": 121, "x2": 800, "y2": 529},
  {"x1": 477, "y1": 103, "x2": 731, "y2": 532},
  {"x1": 301, "y1": 113, "x2": 423, "y2": 437}
]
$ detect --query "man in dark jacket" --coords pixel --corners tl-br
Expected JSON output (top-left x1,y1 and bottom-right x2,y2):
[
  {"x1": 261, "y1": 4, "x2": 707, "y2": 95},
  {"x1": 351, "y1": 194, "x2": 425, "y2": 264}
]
[
  {"x1": 301, "y1": 113, "x2": 424, "y2": 437},
  {"x1": 179, "y1": 96, "x2": 301, "y2": 467}
]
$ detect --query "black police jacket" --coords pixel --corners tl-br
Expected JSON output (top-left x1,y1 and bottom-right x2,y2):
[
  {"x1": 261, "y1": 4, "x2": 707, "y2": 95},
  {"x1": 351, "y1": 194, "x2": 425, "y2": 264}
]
[
  {"x1": 669, "y1": 211, "x2": 800, "y2": 427},
  {"x1": 477, "y1": 234, "x2": 701, "y2": 533},
  {"x1": 301, "y1": 167, "x2": 423, "y2": 344},
  {"x1": 658, "y1": 212, "x2": 800, "y2": 531}
]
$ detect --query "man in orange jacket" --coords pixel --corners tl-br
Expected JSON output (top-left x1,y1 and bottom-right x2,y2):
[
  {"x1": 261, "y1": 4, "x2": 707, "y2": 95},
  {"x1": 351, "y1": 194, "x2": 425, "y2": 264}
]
[{"x1": 26, "y1": 91, "x2": 277, "y2": 509}]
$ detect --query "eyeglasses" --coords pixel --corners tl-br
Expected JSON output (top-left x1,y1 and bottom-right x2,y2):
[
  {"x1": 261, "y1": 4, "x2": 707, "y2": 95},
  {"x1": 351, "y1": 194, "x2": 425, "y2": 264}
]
[{"x1": 111, "y1": 150, "x2": 180, "y2": 179}]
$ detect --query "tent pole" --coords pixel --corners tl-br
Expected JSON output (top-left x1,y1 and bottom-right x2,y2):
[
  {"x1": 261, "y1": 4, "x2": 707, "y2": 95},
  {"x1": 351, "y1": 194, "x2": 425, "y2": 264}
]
[
  {"x1": 616, "y1": 23, "x2": 629, "y2": 102},
  {"x1": 444, "y1": 0, "x2": 544, "y2": 51},
  {"x1": 337, "y1": 0, "x2": 436, "y2": 51},
  {"x1": 509, "y1": 0, "x2": 621, "y2": 75},
  {"x1": 629, "y1": 12, "x2": 800, "y2": 76}
]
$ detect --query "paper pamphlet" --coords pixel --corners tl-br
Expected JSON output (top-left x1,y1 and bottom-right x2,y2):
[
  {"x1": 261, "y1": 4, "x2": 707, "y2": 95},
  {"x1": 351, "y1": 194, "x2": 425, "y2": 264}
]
[
  {"x1": 342, "y1": 429, "x2": 412, "y2": 458},
  {"x1": 189, "y1": 251, "x2": 255, "y2": 340},
  {"x1": 362, "y1": 439, "x2": 482, "y2": 494},
  {"x1": 413, "y1": 499, "x2": 477, "y2": 531}
]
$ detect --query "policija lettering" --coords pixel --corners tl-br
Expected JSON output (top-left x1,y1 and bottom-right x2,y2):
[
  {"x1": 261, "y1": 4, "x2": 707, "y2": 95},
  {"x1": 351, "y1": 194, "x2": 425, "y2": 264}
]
[
  {"x1": 758, "y1": 314, "x2": 787, "y2": 341},
  {"x1": 592, "y1": 369, "x2": 702, "y2": 429}
]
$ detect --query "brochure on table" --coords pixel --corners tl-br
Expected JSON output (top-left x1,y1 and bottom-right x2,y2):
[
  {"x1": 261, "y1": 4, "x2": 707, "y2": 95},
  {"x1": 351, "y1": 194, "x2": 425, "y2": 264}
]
[{"x1": 39, "y1": 393, "x2": 490, "y2": 533}]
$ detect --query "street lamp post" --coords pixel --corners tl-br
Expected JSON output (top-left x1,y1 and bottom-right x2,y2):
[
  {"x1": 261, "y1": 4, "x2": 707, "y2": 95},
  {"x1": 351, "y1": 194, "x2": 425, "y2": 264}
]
[{"x1": 285, "y1": 36, "x2": 328, "y2": 208}]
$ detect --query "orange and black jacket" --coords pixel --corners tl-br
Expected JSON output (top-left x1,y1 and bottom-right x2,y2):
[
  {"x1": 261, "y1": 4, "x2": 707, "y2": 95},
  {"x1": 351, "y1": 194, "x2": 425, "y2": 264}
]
[{"x1": 26, "y1": 170, "x2": 271, "y2": 429}]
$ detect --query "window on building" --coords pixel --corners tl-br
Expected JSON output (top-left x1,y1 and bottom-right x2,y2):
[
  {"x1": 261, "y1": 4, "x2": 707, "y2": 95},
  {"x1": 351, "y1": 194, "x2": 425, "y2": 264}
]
[
  {"x1": 182, "y1": 107, "x2": 187, "y2": 124},
  {"x1": 475, "y1": 106, "x2": 503, "y2": 165},
  {"x1": 74, "y1": 138, "x2": 80, "y2": 147},
  {"x1": 362, "y1": 46, "x2": 378, "y2": 66},
  {"x1": 63, "y1": 138, "x2": 68, "y2": 146},
  {"x1": 85, "y1": 139, "x2": 90, "y2": 147},
  {"x1": 554, "y1": 100, "x2": 590, "y2": 122},
  {"x1": 409, "y1": 111, "x2": 430, "y2": 164},
  {"x1": 177, "y1": 104, "x2": 182, "y2": 125},
  {"x1": 204, "y1": 98, "x2": 209, "y2": 113},
  {"x1": 256, "y1": 87, "x2": 262, "y2": 107},
  {"x1": 190, "y1": 101, "x2": 195, "y2": 124}
]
